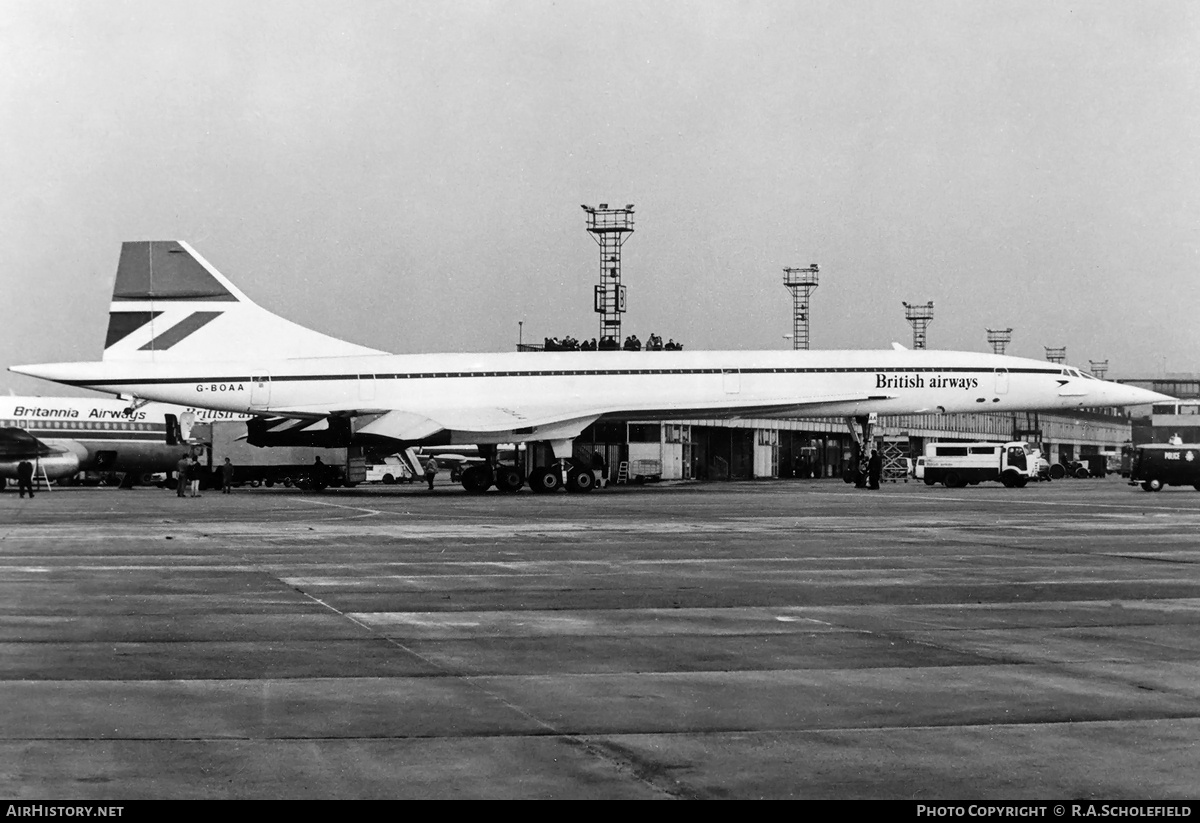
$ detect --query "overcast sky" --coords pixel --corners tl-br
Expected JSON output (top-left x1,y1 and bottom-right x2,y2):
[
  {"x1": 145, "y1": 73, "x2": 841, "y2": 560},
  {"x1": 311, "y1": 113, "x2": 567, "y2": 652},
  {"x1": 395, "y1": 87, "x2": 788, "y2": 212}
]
[{"x1": 2, "y1": 0, "x2": 1197, "y2": 395}]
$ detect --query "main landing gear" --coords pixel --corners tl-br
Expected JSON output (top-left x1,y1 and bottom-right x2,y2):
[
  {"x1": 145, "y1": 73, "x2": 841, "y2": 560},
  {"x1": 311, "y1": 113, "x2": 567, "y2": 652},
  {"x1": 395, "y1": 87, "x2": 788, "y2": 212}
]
[
  {"x1": 459, "y1": 463, "x2": 527, "y2": 494},
  {"x1": 456, "y1": 439, "x2": 596, "y2": 494},
  {"x1": 528, "y1": 459, "x2": 595, "y2": 494}
]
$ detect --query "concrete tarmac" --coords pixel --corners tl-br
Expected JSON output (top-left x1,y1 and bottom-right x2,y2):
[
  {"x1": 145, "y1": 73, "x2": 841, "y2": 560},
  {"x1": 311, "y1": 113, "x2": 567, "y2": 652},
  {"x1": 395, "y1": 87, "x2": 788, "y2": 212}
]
[{"x1": 2, "y1": 477, "x2": 1199, "y2": 799}]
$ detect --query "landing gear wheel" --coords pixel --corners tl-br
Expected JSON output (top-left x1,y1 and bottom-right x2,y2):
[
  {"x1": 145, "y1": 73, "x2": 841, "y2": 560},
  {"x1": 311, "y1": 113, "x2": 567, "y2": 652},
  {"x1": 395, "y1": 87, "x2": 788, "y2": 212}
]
[
  {"x1": 494, "y1": 466, "x2": 524, "y2": 493},
  {"x1": 460, "y1": 464, "x2": 494, "y2": 494},
  {"x1": 529, "y1": 466, "x2": 562, "y2": 494},
  {"x1": 566, "y1": 465, "x2": 595, "y2": 493}
]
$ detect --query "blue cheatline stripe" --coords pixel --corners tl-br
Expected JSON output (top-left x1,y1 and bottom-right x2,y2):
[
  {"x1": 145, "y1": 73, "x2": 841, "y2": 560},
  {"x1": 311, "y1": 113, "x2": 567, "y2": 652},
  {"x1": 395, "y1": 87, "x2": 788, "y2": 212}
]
[
  {"x1": 64, "y1": 365, "x2": 1064, "y2": 387},
  {"x1": 138, "y1": 311, "x2": 222, "y2": 351},
  {"x1": 24, "y1": 431, "x2": 165, "y2": 441}
]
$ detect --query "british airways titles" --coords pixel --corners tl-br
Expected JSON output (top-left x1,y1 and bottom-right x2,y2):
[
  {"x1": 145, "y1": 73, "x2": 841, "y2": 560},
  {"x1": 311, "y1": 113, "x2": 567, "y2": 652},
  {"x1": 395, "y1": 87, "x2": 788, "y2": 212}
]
[{"x1": 875, "y1": 373, "x2": 980, "y2": 391}]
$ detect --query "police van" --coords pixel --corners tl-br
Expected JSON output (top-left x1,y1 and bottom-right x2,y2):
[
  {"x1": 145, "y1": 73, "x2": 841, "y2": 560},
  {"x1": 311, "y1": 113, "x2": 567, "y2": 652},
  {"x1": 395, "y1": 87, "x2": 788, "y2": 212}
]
[
  {"x1": 1128, "y1": 444, "x2": 1200, "y2": 492},
  {"x1": 921, "y1": 441, "x2": 1039, "y2": 488}
]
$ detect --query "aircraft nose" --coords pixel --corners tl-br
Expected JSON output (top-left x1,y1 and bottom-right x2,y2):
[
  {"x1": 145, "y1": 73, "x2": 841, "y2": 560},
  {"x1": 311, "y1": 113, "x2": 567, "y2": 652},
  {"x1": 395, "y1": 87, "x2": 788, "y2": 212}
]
[{"x1": 1104, "y1": 382, "x2": 1174, "y2": 407}]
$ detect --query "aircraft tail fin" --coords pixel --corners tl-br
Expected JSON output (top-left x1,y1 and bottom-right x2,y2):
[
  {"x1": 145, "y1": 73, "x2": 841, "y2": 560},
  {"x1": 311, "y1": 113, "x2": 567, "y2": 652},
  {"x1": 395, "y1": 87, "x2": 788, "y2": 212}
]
[{"x1": 101, "y1": 241, "x2": 383, "y2": 362}]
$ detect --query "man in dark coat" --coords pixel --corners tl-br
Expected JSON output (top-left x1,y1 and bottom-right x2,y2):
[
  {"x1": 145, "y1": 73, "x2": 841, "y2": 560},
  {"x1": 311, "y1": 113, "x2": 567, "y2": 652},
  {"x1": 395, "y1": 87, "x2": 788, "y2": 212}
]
[
  {"x1": 221, "y1": 458, "x2": 235, "y2": 494},
  {"x1": 17, "y1": 460, "x2": 35, "y2": 498},
  {"x1": 868, "y1": 449, "x2": 883, "y2": 490}
]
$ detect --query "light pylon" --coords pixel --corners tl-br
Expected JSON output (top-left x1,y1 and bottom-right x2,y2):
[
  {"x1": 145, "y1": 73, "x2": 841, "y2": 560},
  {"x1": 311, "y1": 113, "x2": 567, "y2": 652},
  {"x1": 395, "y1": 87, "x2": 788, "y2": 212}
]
[
  {"x1": 1044, "y1": 346, "x2": 1067, "y2": 364},
  {"x1": 782, "y1": 264, "x2": 819, "y2": 350},
  {"x1": 902, "y1": 301, "x2": 935, "y2": 349},
  {"x1": 986, "y1": 328, "x2": 1013, "y2": 355},
  {"x1": 582, "y1": 204, "x2": 634, "y2": 346}
]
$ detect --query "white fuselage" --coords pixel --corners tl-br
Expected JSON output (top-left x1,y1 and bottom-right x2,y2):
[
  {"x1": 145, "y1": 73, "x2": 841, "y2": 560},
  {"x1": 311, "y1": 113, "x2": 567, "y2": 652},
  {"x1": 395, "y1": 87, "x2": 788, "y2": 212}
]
[
  {"x1": 19, "y1": 349, "x2": 1160, "y2": 445},
  {"x1": 0, "y1": 397, "x2": 247, "y2": 479}
]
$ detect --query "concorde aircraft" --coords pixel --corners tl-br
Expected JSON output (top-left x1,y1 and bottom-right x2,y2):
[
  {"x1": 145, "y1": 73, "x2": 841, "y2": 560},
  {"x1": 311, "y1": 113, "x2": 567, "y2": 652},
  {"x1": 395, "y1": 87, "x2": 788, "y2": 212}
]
[
  {"x1": 10, "y1": 241, "x2": 1171, "y2": 493},
  {"x1": 0, "y1": 395, "x2": 245, "y2": 489}
]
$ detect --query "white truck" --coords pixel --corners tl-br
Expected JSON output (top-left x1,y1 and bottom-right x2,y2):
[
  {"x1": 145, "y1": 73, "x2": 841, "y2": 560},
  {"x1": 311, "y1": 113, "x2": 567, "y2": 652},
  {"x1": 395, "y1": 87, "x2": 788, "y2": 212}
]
[
  {"x1": 365, "y1": 449, "x2": 422, "y2": 484},
  {"x1": 921, "y1": 441, "x2": 1039, "y2": 488}
]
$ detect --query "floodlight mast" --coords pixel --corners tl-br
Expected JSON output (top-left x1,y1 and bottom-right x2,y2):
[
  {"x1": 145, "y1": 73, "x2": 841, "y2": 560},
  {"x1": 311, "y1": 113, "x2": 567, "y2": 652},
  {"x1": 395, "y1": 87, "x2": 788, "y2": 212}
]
[
  {"x1": 902, "y1": 301, "x2": 935, "y2": 349},
  {"x1": 1044, "y1": 346, "x2": 1067, "y2": 364},
  {"x1": 582, "y1": 204, "x2": 635, "y2": 344},
  {"x1": 986, "y1": 327, "x2": 1013, "y2": 355},
  {"x1": 782, "y1": 264, "x2": 819, "y2": 350}
]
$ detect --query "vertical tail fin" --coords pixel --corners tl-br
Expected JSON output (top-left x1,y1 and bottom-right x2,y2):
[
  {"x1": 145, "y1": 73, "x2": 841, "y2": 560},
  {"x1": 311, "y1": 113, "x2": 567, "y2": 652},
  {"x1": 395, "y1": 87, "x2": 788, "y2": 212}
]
[{"x1": 101, "y1": 241, "x2": 383, "y2": 362}]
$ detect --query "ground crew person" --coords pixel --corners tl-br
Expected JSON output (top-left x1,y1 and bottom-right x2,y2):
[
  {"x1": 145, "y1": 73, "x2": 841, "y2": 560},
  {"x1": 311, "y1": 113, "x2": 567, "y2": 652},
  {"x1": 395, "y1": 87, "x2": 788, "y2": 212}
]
[
  {"x1": 176, "y1": 454, "x2": 190, "y2": 498},
  {"x1": 221, "y1": 458, "x2": 235, "y2": 494},
  {"x1": 189, "y1": 456, "x2": 202, "y2": 497},
  {"x1": 591, "y1": 451, "x2": 607, "y2": 488},
  {"x1": 17, "y1": 459, "x2": 35, "y2": 498},
  {"x1": 424, "y1": 456, "x2": 439, "y2": 490},
  {"x1": 868, "y1": 449, "x2": 883, "y2": 490}
]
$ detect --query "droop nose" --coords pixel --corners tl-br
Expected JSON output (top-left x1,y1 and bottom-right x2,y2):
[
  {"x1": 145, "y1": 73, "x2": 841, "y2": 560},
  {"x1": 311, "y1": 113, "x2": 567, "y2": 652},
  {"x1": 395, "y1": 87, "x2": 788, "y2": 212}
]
[{"x1": 1100, "y1": 382, "x2": 1174, "y2": 407}]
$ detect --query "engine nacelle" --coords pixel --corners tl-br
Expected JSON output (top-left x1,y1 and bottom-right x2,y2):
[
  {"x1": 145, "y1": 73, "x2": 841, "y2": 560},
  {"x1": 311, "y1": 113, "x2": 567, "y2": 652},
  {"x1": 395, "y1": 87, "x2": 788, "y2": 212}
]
[{"x1": 0, "y1": 452, "x2": 81, "y2": 481}]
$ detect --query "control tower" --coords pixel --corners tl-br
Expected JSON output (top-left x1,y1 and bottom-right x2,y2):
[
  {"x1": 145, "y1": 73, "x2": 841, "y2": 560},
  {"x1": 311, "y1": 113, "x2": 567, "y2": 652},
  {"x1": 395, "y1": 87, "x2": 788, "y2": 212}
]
[
  {"x1": 902, "y1": 301, "x2": 935, "y2": 349},
  {"x1": 582, "y1": 204, "x2": 634, "y2": 345},
  {"x1": 782, "y1": 264, "x2": 819, "y2": 350}
]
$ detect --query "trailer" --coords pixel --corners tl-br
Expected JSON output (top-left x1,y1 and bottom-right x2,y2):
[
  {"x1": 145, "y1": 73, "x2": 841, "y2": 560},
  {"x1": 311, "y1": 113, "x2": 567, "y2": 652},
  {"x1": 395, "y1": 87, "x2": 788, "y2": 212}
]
[
  {"x1": 195, "y1": 421, "x2": 366, "y2": 489},
  {"x1": 922, "y1": 441, "x2": 1039, "y2": 488}
]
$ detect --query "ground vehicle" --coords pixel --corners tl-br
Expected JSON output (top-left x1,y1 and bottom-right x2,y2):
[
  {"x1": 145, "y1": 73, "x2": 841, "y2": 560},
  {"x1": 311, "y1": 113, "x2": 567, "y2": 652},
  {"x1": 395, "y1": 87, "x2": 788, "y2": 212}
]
[
  {"x1": 1128, "y1": 444, "x2": 1200, "y2": 492},
  {"x1": 199, "y1": 421, "x2": 366, "y2": 489},
  {"x1": 365, "y1": 450, "x2": 421, "y2": 484},
  {"x1": 922, "y1": 441, "x2": 1038, "y2": 488}
]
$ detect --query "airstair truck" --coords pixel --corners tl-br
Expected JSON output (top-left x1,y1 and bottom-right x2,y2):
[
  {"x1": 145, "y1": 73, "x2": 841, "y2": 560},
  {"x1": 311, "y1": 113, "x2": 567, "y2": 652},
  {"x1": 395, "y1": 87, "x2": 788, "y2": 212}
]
[{"x1": 922, "y1": 441, "x2": 1038, "y2": 488}]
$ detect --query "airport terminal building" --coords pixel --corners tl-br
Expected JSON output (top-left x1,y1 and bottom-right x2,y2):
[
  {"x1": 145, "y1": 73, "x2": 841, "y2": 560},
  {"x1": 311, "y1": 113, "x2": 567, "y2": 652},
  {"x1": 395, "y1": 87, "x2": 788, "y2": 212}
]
[{"x1": 576, "y1": 408, "x2": 1134, "y2": 483}]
